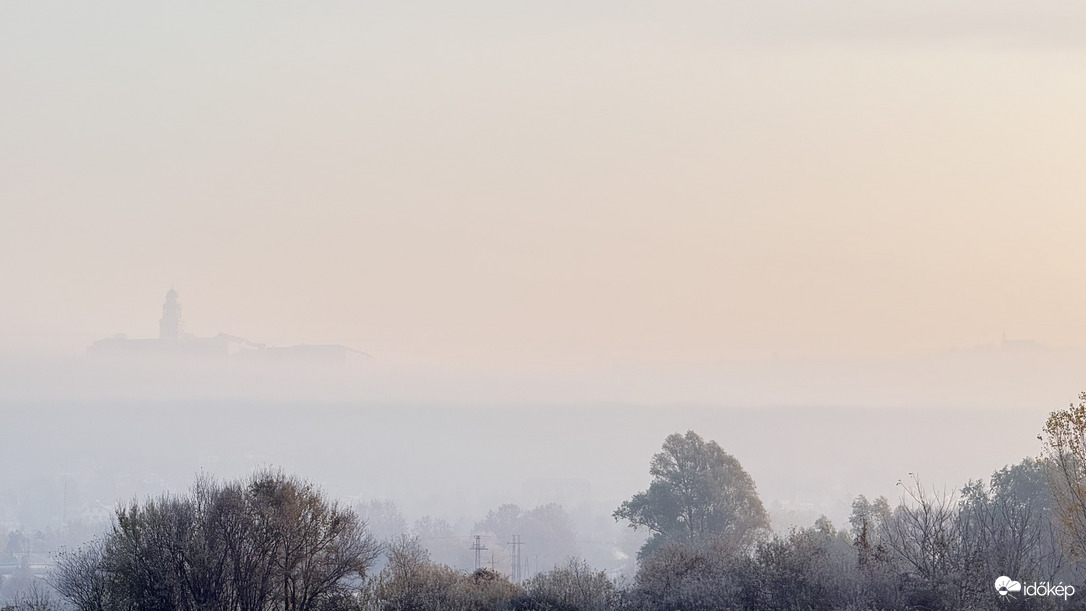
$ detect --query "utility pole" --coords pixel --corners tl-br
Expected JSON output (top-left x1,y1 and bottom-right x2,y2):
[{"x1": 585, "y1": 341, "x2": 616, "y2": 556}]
[
  {"x1": 470, "y1": 535, "x2": 488, "y2": 571},
  {"x1": 507, "y1": 535, "x2": 524, "y2": 584},
  {"x1": 60, "y1": 472, "x2": 76, "y2": 525}
]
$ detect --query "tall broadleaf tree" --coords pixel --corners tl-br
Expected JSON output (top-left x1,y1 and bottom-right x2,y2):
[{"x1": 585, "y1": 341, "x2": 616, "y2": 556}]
[{"x1": 614, "y1": 430, "x2": 770, "y2": 559}]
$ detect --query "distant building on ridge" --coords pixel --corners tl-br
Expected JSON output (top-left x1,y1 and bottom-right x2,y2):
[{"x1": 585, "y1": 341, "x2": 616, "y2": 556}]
[
  {"x1": 88, "y1": 289, "x2": 367, "y2": 364},
  {"x1": 160, "y1": 288, "x2": 183, "y2": 340}
]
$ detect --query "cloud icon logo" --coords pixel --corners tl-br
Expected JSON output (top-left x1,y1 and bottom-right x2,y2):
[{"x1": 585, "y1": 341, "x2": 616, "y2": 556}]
[{"x1": 995, "y1": 576, "x2": 1022, "y2": 596}]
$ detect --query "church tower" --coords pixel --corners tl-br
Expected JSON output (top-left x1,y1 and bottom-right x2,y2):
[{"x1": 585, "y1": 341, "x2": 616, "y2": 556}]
[{"x1": 159, "y1": 289, "x2": 184, "y2": 340}]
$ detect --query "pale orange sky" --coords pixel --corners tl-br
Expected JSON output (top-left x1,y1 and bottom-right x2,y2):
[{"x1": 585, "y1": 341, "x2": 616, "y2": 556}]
[{"x1": 3, "y1": 2, "x2": 1086, "y2": 368}]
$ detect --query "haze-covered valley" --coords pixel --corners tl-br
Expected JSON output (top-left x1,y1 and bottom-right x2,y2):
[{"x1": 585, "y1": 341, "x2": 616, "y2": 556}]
[
  {"x1": 2, "y1": 347, "x2": 1077, "y2": 569},
  {"x1": 5, "y1": 1, "x2": 1086, "y2": 608}
]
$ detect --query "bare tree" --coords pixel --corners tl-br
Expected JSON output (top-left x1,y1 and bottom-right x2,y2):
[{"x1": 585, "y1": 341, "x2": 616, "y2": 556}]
[
  {"x1": 50, "y1": 470, "x2": 379, "y2": 611},
  {"x1": 958, "y1": 459, "x2": 1066, "y2": 584},
  {"x1": 52, "y1": 538, "x2": 112, "y2": 611},
  {"x1": 878, "y1": 475, "x2": 989, "y2": 609},
  {"x1": 1042, "y1": 392, "x2": 1086, "y2": 561},
  {"x1": 4, "y1": 580, "x2": 61, "y2": 611},
  {"x1": 252, "y1": 472, "x2": 377, "y2": 611},
  {"x1": 517, "y1": 558, "x2": 614, "y2": 611},
  {"x1": 374, "y1": 536, "x2": 520, "y2": 611}
]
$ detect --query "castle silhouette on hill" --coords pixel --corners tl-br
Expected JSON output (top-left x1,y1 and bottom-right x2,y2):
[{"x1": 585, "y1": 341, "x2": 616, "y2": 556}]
[{"x1": 88, "y1": 289, "x2": 366, "y2": 364}]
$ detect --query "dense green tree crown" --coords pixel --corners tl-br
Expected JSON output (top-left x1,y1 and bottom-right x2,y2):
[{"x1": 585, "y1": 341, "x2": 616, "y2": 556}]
[{"x1": 613, "y1": 430, "x2": 770, "y2": 558}]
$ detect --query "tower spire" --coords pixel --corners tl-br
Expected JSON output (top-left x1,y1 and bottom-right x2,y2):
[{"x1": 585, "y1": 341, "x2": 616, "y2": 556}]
[{"x1": 160, "y1": 289, "x2": 183, "y2": 340}]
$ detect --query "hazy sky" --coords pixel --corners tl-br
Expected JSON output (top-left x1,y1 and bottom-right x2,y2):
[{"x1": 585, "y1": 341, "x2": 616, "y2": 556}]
[
  {"x1": 5, "y1": 2, "x2": 1086, "y2": 553},
  {"x1": 4, "y1": 1, "x2": 1086, "y2": 368}
]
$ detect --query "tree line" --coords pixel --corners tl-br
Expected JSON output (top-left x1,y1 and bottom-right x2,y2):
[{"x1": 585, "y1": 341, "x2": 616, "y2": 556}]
[{"x1": 10, "y1": 394, "x2": 1086, "y2": 610}]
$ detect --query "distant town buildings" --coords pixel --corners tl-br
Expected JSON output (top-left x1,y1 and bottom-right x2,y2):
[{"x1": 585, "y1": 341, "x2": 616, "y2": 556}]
[{"x1": 88, "y1": 290, "x2": 366, "y2": 364}]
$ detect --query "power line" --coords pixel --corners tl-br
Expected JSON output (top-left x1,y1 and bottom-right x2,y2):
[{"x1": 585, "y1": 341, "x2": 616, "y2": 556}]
[
  {"x1": 507, "y1": 534, "x2": 524, "y2": 584},
  {"x1": 469, "y1": 535, "x2": 488, "y2": 571}
]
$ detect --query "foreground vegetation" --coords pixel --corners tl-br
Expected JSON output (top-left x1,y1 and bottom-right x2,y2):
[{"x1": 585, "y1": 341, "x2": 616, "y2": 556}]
[{"x1": 9, "y1": 395, "x2": 1086, "y2": 610}]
